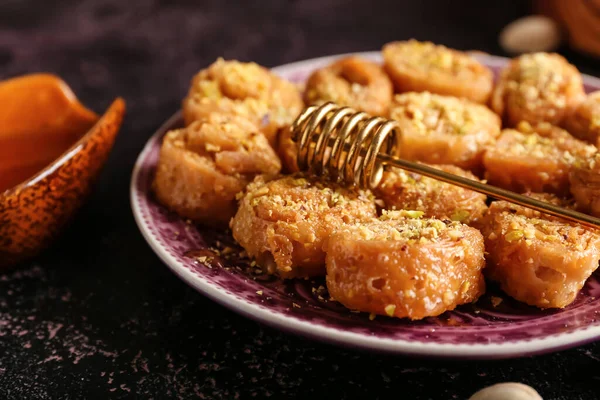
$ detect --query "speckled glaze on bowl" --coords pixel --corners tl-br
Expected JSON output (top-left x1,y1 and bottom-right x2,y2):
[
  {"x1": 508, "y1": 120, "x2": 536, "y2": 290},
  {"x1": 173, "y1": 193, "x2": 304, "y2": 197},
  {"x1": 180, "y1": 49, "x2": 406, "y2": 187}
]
[
  {"x1": 0, "y1": 88, "x2": 126, "y2": 268},
  {"x1": 131, "y1": 52, "x2": 600, "y2": 359}
]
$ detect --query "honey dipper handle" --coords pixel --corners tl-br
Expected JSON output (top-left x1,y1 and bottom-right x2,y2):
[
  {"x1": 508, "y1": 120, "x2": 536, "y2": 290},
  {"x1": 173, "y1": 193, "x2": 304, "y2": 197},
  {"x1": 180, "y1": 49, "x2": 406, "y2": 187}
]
[{"x1": 377, "y1": 153, "x2": 600, "y2": 228}]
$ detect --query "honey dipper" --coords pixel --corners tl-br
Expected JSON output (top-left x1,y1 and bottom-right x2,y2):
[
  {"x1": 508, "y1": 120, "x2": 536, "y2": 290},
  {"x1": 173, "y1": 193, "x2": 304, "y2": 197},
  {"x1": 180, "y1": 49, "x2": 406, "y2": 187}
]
[{"x1": 289, "y1": 102, "x2": 600, "y2": 228}]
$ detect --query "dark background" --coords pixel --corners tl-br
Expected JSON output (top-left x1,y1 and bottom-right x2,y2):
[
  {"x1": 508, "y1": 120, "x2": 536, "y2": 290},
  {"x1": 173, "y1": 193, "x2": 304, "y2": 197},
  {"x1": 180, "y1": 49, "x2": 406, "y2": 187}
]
[{"x1": 2, "y1": 1, "x2": 600, "y2": 399}]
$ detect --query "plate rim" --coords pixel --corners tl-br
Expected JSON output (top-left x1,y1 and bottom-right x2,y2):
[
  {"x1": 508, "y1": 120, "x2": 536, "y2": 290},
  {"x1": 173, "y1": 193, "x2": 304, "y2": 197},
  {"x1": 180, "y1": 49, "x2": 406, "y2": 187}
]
[{"x1": 131, "y1": 51, "x2": 600, "y2": 359}]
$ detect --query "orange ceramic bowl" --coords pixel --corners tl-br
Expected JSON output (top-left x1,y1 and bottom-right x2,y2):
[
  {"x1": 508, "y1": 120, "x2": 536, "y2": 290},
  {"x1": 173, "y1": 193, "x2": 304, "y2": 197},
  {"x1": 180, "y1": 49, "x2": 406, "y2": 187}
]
[{"x1": 0, "y1": 74, "x2": 125, "y2": 268}]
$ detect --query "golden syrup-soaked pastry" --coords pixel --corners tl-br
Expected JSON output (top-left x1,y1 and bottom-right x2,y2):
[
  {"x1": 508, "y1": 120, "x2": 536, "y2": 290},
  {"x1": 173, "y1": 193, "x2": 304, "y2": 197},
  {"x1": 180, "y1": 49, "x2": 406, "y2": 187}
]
[
  {"x1": 570, "y1": 153, "x2": 600, "y2": 217},
  {"x1": 481, "y1": 193, "x2": 600, "y2": 309},
  {"x1": 230, "y1": 175, "x2": 377, "y2": 278},
  {"x1": 382, "y1": 40, "x2": 493, "y2": 103},
  {"x1": 182, "y1": 58, "x2": 304, "y2": 145},
  {"x1": 304, "y1": 56, "x2": 393, "y2": 116},
  {"x1": 491, "y1": 52, "x2": 585, "y2": 127},
  {"x1": 375, "y1": 164, "x2": 488, "y2": 227},
  {"x1": 483, "y1": 122, "x2": 596, "y2": 197},
  {"x1": 153, "y1": 113, "x2": 281, "y2": 228},
  {"x1": 325, "y1": 210, "x2": 485, "y2": 320},
  {"x1": 389, "y1": 92, "x2": 501, "y2": 172},
  {"x1": 563, "y1": 91, "x2": 600, "y2": 146}
]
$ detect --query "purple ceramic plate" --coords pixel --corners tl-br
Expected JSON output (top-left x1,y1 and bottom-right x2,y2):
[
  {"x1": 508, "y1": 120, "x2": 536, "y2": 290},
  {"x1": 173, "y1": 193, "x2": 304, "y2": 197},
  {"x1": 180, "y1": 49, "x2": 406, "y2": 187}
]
[{"x1": 131, "y1": 52, "x2": 600, "y2": 359}]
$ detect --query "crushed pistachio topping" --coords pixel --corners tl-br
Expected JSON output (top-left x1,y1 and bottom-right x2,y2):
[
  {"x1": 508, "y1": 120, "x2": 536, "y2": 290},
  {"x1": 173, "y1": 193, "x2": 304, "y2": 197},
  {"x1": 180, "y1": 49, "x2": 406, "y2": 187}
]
[
  {"x1": 351, "y1": 210, "x2": 466, "y2": 244},
  {"x1": 505, "y1": 230, "x2": 524, "y2": 242},
  {"x1": 575, "y1": 152, "x2": 600, "y2": 172},
  {"x1": 390, "y1": 92, "x2": 498, "y2": 137},
  {"x1": 460, "y1": 281, "x2": 471, "y2": 294},
  {"x1": 377, "y1": 165, "x2": 486, "y2": 225},
  {"x1": 384, "y1": 40, "x2": 481, "y2": 77},
  {"x1": 197, "y1": 80, "x2": 221, "y2": 99},
  {"x1": 451, "y1": 209, "x2": 470, "y2": 222},
  {"x1": 403, "y1": 210, "x2": 425, "y2": 219},
  {"x1": 504, "y1": 53, "x2": 581, "y2": 109},
  {"x1": 246, "y1": 175, "x2": 376, "y2": 225},
  {"x1": 291, "y1": 178, "x2": 309, "y2": 187},
  {"x1": 497, "y1": 126, "x2": 596, "y2": 163},
  {"x1": 220, "y1": 60, "x2": 271, "y2": 96},
  {"x1": 384, "y1": 304, "x2": 396, "y2": 317},
  {"x1": 187, "y1": 58, "x2": 302, "y2": 128},
  {"x1": 489, "y1": 198, "x2": 596, "y2": 250}
]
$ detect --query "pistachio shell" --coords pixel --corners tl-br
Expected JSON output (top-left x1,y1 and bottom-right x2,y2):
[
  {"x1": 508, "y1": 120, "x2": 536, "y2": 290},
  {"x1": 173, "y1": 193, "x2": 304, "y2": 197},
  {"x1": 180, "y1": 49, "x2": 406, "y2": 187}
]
[
  {"x1": 469, "y1": 382, "x2": 542, "y2": 400},
  {"x1": 500, "y1": 16, "x2": 562, "y2": 54}
]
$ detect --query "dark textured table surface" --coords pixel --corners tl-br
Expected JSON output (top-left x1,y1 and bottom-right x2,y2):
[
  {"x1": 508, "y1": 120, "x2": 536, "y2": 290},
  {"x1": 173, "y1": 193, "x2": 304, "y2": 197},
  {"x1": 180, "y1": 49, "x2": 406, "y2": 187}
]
[{"x1": 3, "y1": 1, "x2": 600, "y2": 399}]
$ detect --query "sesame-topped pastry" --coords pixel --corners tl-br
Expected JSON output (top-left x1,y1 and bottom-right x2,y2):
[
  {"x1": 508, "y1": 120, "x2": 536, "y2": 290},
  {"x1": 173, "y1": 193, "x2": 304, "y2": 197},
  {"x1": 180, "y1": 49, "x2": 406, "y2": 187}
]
[
  {"x1": 481, "y1": 193, "x2": 600, "y2": 309},
  {"x1": 182, "y1": 58, "x2": 304, "y2": 145},
  {"x1": 563, "y1": 91, "x2": 600, "y2": 146},
  {"x1": 304, "y1": 56, "x2": 393, "y2": 116},
  {"x1": 389, "y1": 92, "x2": 501, "y2": 172},
  {"x1": 153, "y1": 113, "x2": 281, "y2": 228},
  {"x1": 483, "y1": 122, "x2": 597, "y2": 197},
  {"x1": 382, "y1": 40, "x2": 493, "y2": 103},
  {"x1": 325, "y1": 210, "x2": 485, "y2": 320},
  {"x1": 570, "y1": 152, "x2": 600, "y2": 217},
  {"x1": 230, "y1": 175, "x2": 377, "y2": 278},
  {"x1": 491, "y1": 52, "x2": 585, "y2": 126},
  {"x1": 375, "y1": 164, "x2": 488, "y2": 227}
]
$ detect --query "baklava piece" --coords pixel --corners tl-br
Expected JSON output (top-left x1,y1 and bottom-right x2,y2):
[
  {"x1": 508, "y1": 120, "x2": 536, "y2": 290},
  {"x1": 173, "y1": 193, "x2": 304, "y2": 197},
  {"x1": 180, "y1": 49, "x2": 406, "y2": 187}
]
[
  {"x1": 481, "y1": 194, "x2": 600, "y2": 308},
  {"x1": 304, "y1": 56, "x2": 393, "y2": 116},
  {"x1": 382, "y1": 40, "x2": 493, "y2": 103},
  {"x1": 390, "y1": 92, "x2": 501, "y2": 172},
  {"x1": 326, "y1": 210, "x2": 485, "y2": 320},
  {"x1": 231, "y1": 175, "x2": 377, "y2": 278},
  {"x1": 483, "y1": 122, "x2": 596, "y2": 196},
  {"x1": 491, "y1": 52, "x2": 585, "y2": 126},
  {"x1": 153, "y1": 114, "x2": 281, "y2": 227},
  {"x1": 182, "y1": 58, "x2": 304, "y2": 145}
]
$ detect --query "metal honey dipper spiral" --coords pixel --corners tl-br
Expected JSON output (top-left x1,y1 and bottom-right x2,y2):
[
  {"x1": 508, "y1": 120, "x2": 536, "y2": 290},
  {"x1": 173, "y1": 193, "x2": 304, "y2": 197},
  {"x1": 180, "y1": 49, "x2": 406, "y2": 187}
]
[{"x1": 289, "y1": 102, "x2": 600, "y2": 228}]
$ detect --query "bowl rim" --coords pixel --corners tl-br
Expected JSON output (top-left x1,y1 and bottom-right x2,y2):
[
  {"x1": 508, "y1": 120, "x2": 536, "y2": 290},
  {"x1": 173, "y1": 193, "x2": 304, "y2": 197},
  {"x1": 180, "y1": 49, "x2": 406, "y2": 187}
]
[
  {"x1": 130, "y1": 51, "x2": 600, "y2": 359},
  {"x1": 0, "y1": 93, "x2": 124, "y2": 198}
]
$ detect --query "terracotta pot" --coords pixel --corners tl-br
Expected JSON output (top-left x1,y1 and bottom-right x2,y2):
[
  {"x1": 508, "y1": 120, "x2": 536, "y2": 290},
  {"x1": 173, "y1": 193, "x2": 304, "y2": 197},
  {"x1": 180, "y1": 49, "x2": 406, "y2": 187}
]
[{"x1": 0, "y1": 74, "x2": 125, "y2": 268}]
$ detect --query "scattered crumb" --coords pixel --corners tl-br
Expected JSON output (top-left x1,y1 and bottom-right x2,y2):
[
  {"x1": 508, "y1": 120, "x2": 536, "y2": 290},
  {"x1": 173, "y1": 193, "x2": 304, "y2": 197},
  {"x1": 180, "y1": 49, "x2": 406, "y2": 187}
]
[{"x1": 491, "y1": 296, "x2": 503, "y2": 307}]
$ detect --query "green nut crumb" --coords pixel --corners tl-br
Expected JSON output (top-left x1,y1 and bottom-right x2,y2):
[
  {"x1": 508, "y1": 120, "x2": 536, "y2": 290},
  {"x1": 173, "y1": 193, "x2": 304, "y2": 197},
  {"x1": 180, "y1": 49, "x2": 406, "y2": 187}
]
[
  {"x1": 451, "y1": 209, "x2": 470, "y2": 222},
  {"x1": 505, "y1": 230, "x2": 524, "y2": 242},
  {"x1": 384, "y1": 304, "x2": 396, "y2": 317},
  {"x1": 404, "y1": 210, "x2": 425, "y2": 219}
]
